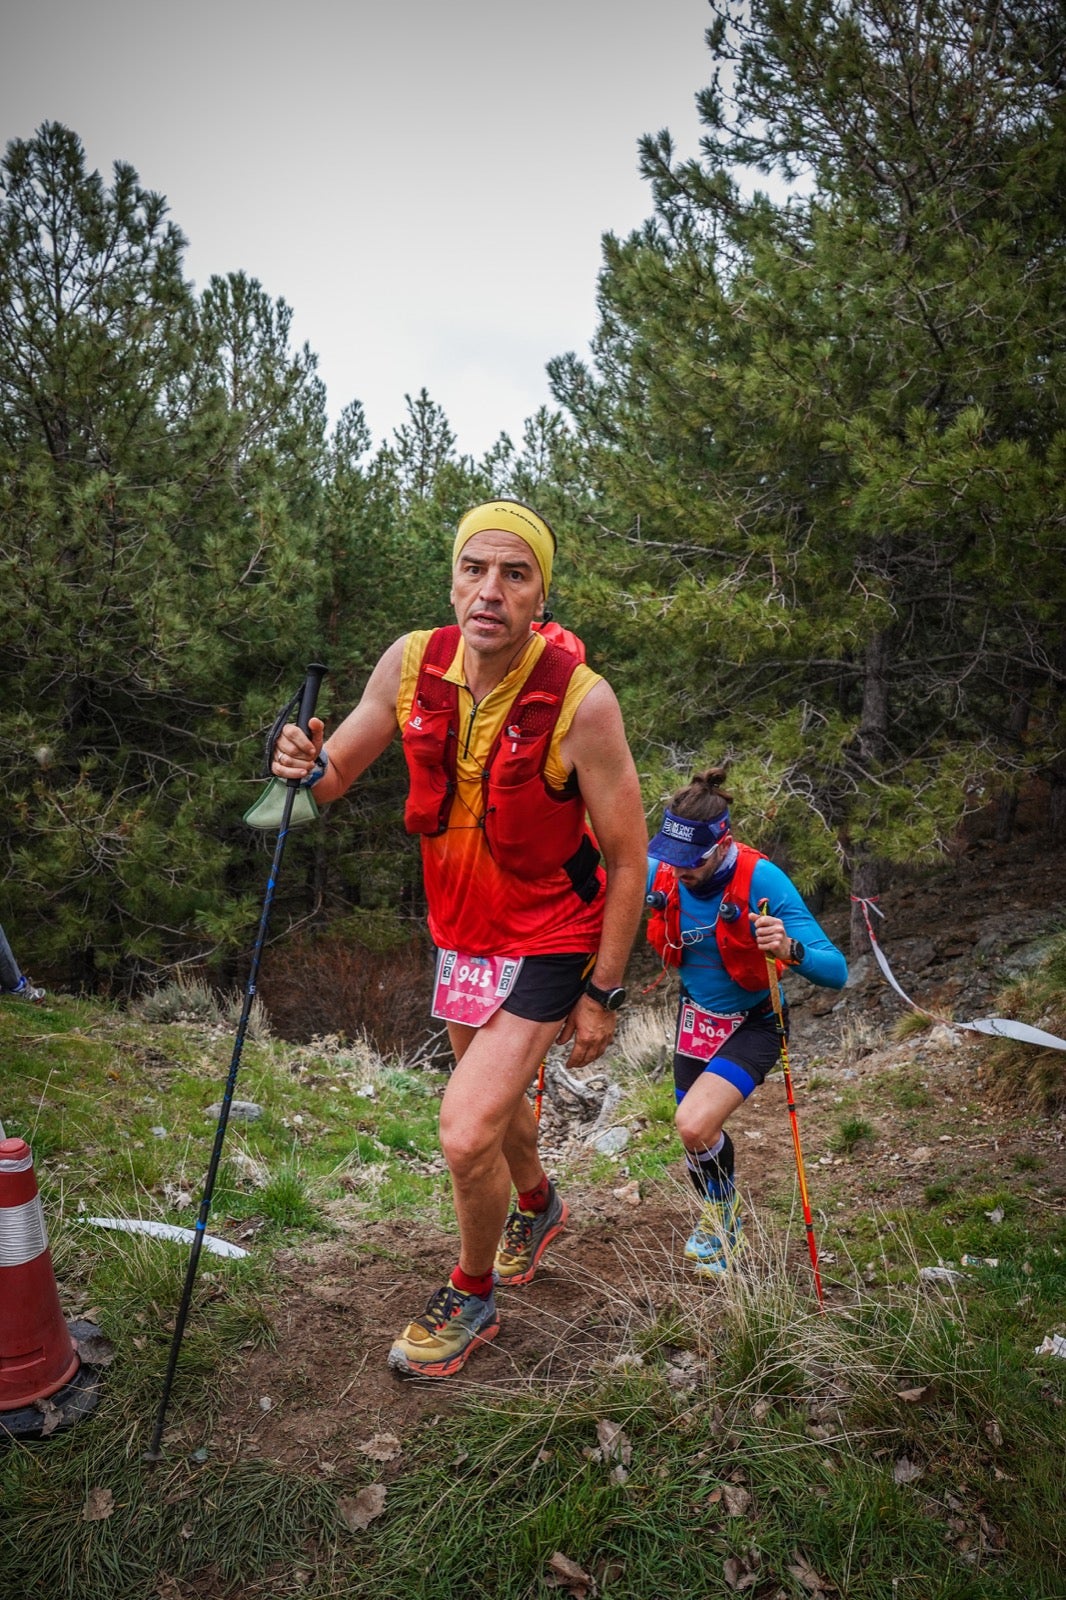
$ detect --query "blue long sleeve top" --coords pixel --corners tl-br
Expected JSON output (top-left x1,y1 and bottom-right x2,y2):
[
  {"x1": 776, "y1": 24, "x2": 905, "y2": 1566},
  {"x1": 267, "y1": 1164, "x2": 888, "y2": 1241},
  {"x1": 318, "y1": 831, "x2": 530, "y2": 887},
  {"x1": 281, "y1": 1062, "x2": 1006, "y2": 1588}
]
[{"x1": 646, "y1": 852, "x2": 848, "y2": 1014}]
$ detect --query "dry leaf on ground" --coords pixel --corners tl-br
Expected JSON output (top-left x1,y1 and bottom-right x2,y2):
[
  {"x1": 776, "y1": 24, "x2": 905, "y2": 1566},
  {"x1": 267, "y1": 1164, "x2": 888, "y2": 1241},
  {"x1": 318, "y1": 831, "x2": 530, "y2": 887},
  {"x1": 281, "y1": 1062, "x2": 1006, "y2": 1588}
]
[
  {"x1": 595, "y1": 1419, "x2": 632, "y2": 1465},
  {"x1": 34, "y1": 1398, "x2": 61, "y2": 1438},
  {"x1": 545, "y1": 1550, "x2": 596, "y2": 1597},
  {"x1": 337, "y1": 1483, "x2": 387, "y2": 1531},
  {"x1": 722, "y1": 1483, "x2": 752, "y2": 1517},
  {"x1": 358, "y1": 1432, "x2": 402, "y2": 1462},
  {"x1": 82, "y1": 1486, "x2": 114, "y2": 1522},
  {"x1": 788, "y1": 1550, "x2": 832, "y2": 1593},
  {"x1": 722, "y1": 1554, "x2": 758, "y2": 1590},
  {"x1": 74, "y1": 1331, "x2": 115, "y2": 1367}
]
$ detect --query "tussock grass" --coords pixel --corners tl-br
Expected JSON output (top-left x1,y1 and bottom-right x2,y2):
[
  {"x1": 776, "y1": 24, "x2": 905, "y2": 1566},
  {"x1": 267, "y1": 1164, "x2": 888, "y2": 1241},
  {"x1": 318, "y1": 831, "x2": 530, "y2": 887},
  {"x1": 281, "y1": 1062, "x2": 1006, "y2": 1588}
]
[
  {"x1": 832, "y1": 1115, "x2": 877, "y2": 1154},
  {"x1": 2, "y1": 997, "x2": 1064, "y2": 1599},
  {"x1": 834, "y1": 1012, "x2": 886, "y2": 1059},
  {"x1": 892, "y1": 1007, "x2": 935, "y2": 1040},
  {"x1": 615, "y1": 1001, "x2": 673, "y2": 1077},
  {"x1": 358, "y1": 1207, "x2": 1066, "y2": 1598},
  {"x1": 982, "y1": 930, "x2": 1066, "y2": 1112},
  {"x1": 130, "y1": 972, "x2": 272, "y2": 1041}
]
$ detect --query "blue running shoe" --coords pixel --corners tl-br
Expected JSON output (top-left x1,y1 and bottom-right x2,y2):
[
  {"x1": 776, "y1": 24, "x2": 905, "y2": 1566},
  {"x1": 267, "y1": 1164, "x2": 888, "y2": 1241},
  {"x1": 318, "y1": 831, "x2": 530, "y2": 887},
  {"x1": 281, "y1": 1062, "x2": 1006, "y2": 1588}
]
[{"x1": 684, "y1": 1194, "x2": 742, "y2": 1277}]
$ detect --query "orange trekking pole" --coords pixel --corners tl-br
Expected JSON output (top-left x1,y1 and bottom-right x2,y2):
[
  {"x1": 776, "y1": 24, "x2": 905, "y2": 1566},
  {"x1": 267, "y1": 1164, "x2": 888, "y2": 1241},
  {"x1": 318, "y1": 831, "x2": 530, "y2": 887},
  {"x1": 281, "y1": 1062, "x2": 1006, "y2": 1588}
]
[
  {"x1": 534, "y1": 1057, "x2": 546, "y2": 1123},
  {"x1": 758, "y1": 900, "x2": 825, "y2": 1311}
]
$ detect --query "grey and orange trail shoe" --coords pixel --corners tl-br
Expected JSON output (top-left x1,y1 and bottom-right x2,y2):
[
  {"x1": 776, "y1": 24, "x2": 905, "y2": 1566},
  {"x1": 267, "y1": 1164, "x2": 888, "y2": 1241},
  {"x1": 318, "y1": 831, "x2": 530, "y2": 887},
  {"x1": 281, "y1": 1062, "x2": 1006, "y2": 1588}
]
[
  {"x1": 387, "y1": 1283, "x2": 499, "y2": 1379},
  {"x1": 493, "y1": 1181, "x2": 569, "y2": 1286}
]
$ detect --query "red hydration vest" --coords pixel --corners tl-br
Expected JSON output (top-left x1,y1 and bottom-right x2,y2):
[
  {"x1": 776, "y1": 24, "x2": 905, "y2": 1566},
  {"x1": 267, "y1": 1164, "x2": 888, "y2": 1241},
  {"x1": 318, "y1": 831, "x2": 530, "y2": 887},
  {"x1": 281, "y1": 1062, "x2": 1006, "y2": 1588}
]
[
  {"x1": 646, "y1": 843, "x2": 782, "y2": 991},
  {"x1": 402, "y1": 625, "x2": 593, "y2": 882},
  {"x1": 532, "y1": 618, "x2": 586, "y2": 661}
]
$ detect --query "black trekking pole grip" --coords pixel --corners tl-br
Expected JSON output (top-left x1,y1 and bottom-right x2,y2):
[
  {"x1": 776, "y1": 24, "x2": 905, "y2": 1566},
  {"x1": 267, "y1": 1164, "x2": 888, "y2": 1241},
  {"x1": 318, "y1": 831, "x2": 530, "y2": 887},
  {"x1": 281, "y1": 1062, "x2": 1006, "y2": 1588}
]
[{"x1": 295, "y1": 662, "x2": 328, "y2": 742}]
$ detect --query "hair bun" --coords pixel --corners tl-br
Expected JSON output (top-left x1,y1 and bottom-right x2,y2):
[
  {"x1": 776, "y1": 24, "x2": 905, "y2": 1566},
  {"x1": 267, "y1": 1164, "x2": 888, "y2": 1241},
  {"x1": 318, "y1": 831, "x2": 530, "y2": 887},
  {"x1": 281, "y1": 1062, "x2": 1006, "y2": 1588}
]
[{"x1": 693, "y1": 765, "x2": 732, "y2": 803}]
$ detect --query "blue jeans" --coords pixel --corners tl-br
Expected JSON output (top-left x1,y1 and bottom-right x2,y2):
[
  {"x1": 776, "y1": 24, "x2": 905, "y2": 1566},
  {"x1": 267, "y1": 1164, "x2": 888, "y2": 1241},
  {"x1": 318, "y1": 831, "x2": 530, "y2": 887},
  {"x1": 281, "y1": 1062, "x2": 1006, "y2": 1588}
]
[{"x1": 0, "y1": 925, "x2": 24, "y2": 992}]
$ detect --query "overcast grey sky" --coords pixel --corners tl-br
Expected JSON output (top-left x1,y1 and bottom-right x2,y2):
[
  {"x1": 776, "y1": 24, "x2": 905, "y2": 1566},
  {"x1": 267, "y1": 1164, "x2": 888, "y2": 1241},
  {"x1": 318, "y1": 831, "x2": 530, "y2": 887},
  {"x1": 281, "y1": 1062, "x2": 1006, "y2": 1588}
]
[{"x1": 2, "y1": 0, "x2": 711, "y2": 458}]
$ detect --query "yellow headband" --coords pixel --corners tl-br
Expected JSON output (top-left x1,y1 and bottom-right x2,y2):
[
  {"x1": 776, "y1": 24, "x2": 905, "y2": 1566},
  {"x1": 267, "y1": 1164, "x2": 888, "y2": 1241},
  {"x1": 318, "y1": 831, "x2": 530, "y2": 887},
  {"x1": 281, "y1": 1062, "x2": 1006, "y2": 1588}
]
[{"x1": 453, "y1": 500, "x2": 556, "y2": 595}]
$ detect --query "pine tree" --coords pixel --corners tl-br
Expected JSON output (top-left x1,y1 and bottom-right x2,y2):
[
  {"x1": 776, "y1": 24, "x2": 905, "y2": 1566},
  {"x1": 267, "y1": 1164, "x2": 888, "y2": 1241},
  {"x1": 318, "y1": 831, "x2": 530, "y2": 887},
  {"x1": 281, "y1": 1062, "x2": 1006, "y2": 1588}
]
[
  {"x1": 0, "y1": 125, "x2": 325, "y2": 985},
  {"x1": 549, "y1": 2, "x2": 1066, "y2": 946}
]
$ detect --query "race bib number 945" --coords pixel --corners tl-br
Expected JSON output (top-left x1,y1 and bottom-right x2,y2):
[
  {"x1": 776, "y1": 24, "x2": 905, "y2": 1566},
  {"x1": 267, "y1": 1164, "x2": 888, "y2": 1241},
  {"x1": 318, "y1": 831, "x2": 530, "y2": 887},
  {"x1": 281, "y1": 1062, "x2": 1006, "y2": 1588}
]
[{"x1": 431, "y1": 950, "x2": 524, "y2": 1027}]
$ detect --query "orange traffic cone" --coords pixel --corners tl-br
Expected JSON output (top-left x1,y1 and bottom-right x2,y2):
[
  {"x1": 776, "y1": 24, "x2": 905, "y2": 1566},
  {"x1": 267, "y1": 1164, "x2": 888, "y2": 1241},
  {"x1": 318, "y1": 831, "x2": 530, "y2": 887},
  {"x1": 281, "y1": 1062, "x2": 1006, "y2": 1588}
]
[{"x1": 0, "y1": 1136, "x2": 80, "y2": 1411}]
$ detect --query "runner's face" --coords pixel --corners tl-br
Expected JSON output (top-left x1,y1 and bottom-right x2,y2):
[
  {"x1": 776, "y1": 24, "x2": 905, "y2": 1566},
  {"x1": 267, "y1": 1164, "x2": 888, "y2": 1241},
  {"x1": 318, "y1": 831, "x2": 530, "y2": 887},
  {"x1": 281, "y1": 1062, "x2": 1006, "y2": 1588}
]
[
  {"x1": 674, "y1": 837, "x2": 731, "y2": 889},
  {"x1": 450, "y1": 530, "x2": 545, "y2": 658}
]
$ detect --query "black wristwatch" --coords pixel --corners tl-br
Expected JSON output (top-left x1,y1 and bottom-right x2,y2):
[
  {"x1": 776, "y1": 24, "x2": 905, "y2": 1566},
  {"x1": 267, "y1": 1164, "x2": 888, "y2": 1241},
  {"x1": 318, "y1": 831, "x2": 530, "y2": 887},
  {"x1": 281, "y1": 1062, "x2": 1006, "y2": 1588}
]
[
  {"x1": 585, "y1": 979, "x2": 628, "y2": 1012},
  {"x1": 788, "y1": 939, "x2": 806, "y2": 966}
]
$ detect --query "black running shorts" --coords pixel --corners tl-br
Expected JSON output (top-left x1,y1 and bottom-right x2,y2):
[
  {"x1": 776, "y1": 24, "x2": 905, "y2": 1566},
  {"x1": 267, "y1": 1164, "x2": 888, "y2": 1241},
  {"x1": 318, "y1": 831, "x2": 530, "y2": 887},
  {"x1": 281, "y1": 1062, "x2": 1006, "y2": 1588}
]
[
  {"x1": 673, "y1": 1001, "x2": 786, "y2": 1102},
  {"x1": 501, "y1": 952, "x2": 596, "y2": 1023}
]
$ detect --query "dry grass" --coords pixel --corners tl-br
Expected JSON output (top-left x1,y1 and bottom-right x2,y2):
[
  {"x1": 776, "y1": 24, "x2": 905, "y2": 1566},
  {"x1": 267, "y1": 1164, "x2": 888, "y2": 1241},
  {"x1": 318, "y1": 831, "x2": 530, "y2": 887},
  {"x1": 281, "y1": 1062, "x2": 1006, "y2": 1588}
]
[
  {"x1": 256, "y1": 926, "x2": 434, "y2": 1049},
  {"x1": 130, "y1": 973, "x2": 272, "y2": 1041},
  {"x1": 615, "y1": 1002, "x2": 673, "y2": 1078}
]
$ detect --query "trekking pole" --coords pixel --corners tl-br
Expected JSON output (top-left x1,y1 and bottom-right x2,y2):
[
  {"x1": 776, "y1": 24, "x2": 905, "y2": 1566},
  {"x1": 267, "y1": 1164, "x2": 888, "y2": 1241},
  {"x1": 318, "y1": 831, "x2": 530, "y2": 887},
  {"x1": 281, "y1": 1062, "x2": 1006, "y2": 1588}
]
[
  {"x1": 534, "y1": 1057, "x2": 546, "y2": 1123},
  {"x1": 758, "y1": 899, "x2": 825, "y2": 1311},
  {"x1": 144, "y1": 663, "x2": 328, "y2": 1463}
]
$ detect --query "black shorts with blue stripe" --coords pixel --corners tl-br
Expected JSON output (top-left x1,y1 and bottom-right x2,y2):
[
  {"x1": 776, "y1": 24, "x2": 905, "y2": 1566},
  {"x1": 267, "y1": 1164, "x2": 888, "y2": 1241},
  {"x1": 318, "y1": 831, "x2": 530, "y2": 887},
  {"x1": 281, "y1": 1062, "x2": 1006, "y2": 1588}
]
[{"x1": 673, "y1": 994, "x2": 787, "y2": 1102}]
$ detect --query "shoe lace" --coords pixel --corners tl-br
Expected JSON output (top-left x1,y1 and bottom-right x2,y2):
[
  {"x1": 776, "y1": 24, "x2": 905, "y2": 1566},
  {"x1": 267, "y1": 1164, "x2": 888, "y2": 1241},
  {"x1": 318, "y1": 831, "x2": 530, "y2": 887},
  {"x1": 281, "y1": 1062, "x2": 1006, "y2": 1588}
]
[
  {"x1": 416, "y1": 1283, "x2": 467, "y2": 1334},
  {"x1": 501, "y1": 1208, "x2": 535, "y2": 1255}
]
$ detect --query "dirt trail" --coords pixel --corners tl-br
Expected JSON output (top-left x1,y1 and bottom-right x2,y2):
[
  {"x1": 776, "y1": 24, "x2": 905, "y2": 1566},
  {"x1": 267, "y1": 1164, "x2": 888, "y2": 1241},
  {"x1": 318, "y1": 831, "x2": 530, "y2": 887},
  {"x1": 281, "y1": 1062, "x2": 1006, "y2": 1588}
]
[{"x1": 206, "y1": 839, "x2": 1066, "y2": 1472}]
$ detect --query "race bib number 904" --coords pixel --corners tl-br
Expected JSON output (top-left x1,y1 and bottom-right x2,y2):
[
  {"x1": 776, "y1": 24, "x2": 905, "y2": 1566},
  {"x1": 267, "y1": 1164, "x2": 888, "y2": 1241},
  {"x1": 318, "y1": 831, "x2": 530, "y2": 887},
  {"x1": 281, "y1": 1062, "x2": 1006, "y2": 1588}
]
[
  {"x1": 431, "y1": 950, "x2": 524, "y2": 1027},
  {"x1": 676, "y1": 1003, "x2": 745, "y2": 1063}
]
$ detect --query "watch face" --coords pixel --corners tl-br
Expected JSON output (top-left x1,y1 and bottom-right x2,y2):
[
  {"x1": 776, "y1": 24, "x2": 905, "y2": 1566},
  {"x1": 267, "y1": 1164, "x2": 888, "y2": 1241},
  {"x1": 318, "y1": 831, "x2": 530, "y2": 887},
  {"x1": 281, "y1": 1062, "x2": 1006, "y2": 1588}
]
[{"x1": 588, "y1": 982, "x2": 627, "y2": 1011}]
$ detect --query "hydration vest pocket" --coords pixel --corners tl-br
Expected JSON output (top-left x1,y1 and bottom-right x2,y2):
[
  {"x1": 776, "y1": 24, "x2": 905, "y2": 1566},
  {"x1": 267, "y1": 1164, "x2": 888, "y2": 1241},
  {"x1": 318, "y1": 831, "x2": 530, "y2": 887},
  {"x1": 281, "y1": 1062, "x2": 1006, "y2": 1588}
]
[
  {"x1": 402, "y1": 705, "x2": 456, "y2": 834},
  {"x1": 562, "y1": 833, "x2": 602, "y2": 903},
  {"x1": 483, "y1": 729, "x2": 588, "y2": 880}
]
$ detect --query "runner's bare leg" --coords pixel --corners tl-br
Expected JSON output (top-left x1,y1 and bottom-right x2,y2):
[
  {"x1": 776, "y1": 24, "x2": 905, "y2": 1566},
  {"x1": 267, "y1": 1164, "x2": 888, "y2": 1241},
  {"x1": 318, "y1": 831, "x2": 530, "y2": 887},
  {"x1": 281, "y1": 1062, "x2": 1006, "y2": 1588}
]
[
  {"x1": 675, "y1": 1071, "x2": 744, "y2": 1154},
  {"x1": 442, "y1": 1011, "x2": 560, "y2": 1277}
]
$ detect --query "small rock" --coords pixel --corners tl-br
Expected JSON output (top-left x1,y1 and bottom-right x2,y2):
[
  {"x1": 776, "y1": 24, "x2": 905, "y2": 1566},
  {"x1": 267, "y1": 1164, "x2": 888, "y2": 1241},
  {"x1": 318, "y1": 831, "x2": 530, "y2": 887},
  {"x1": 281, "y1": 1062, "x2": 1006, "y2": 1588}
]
[
  {"x1": 593, "y1": 1126, "x2": 630, "y2": 1156},
  {"x1": 204, "y1": 1100, "x2": 263, "y2": 1122}
]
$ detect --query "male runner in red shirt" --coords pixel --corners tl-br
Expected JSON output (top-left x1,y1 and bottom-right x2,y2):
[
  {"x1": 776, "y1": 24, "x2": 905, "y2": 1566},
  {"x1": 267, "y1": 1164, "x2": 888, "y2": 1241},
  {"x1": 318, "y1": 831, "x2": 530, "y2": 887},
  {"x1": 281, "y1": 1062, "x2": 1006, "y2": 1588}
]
[{"x1": 272, "y1": 500, "x2": 647, "y2": 1377}]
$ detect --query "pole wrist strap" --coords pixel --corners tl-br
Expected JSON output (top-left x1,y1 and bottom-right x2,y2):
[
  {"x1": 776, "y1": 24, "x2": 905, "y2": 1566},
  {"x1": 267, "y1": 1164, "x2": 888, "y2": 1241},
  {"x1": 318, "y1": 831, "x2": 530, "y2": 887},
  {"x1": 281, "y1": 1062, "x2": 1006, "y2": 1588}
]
[{"x1": 301, "y1": 749, "x2": 328, "y2": 789}]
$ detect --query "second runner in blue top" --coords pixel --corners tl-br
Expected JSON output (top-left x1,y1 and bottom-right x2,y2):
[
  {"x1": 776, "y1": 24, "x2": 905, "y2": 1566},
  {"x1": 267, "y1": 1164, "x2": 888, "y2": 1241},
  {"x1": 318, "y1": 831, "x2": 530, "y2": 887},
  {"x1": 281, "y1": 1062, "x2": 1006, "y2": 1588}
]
[{"x1": 646, "y1": 765, "x2": 846, "y2": 1277}]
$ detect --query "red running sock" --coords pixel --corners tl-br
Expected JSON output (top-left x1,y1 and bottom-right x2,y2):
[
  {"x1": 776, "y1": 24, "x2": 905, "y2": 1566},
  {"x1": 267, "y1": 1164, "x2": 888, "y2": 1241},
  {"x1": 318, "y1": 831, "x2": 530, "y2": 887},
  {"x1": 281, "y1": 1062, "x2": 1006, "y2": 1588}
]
[
  {"x1": 517, "y1": 1176, "x2": 551, "y2": 1214},
  {"x1": 450, "y1": 1265, "x2": 494, "y2": 1298}
]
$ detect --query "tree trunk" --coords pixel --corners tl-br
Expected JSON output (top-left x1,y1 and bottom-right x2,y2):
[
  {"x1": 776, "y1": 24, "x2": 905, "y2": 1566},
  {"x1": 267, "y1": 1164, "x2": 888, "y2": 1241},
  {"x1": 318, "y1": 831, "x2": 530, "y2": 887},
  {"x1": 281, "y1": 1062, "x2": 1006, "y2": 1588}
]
[
  {"x1": 848, "y1": 629, "x2": 891, "y2": 959},
  {"x1": 993, "y1": 689, "x2": 1031, "y2": 845},
  {"x1": 848, "y1": 856, "x2": 881, "y2": 962},
  {"x1": 1049, "y1": 766, "x2": 1066, "y2": 846}
]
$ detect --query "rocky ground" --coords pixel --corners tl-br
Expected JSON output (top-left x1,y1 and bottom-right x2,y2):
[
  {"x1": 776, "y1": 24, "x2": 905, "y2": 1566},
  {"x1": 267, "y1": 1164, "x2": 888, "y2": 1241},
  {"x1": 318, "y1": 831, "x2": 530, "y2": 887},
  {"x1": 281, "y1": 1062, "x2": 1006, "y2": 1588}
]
[{"x1": 207, "y1": 837, "x2": 1066, "y2": 1473}]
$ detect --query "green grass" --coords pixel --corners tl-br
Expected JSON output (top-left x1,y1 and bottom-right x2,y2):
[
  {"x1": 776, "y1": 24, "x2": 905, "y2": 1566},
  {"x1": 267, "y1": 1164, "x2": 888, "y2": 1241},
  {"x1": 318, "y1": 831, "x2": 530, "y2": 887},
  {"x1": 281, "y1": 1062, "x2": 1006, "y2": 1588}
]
[
  {"x1": 832, "y1": 1115, "x2": 877, "y2": 1154},
  {"x1": 886, "y1": 1068, "x2": 933, "y2": 1110},
  {"x1": 1, "y1": 996, "x2": 1064, "y2": 1599}
]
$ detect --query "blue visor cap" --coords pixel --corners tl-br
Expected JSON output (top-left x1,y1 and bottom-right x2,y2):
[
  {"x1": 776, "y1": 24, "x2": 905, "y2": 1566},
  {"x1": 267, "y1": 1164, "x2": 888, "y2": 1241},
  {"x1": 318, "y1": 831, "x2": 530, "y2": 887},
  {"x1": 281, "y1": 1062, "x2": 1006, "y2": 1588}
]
[{"x1": 648, "y1": 808, "x2": 731, "y2": 868}]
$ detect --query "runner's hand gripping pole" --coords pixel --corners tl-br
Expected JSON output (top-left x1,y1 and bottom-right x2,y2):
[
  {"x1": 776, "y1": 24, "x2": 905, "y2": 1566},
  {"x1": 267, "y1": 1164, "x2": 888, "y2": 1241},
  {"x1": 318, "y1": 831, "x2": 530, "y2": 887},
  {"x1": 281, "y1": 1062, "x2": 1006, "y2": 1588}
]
[
  {"x1": 758, "y1": 898, "x2": 825, "y2": 1311},
  {"x1": 243, "y1": 663, "x2": 330, "y2": 830},
  {"x1": 144, "y1": 663, "x2": 328, "y2": 1464}
]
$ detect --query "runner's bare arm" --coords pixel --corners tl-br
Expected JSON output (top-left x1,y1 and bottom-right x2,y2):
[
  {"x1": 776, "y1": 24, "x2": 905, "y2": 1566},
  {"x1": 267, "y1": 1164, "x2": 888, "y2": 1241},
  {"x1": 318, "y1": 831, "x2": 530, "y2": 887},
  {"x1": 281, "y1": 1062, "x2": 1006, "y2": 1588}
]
[
  {"x1": 270, "y1": 636, "x2": 406, "y2": 803},
  {"x1": 557, "y1": 680, "x2": 648, "y2": 1069}
]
